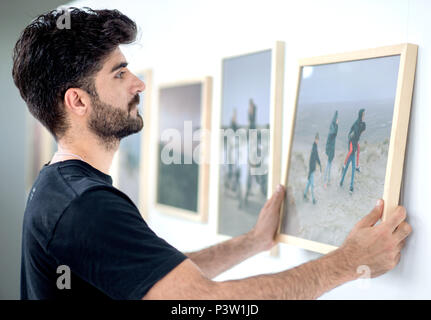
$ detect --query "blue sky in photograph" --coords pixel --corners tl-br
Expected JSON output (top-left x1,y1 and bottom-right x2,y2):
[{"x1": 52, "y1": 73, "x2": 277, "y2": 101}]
[
  {"x1": 159, "y1": 83, "x2": 202, "y2": 132},
  {"x1": 298, "y1": 55, "x2": 400, "y2": 105},
  {"x1": 221, "y1": 49, "x2": 271, "y2": 127}
]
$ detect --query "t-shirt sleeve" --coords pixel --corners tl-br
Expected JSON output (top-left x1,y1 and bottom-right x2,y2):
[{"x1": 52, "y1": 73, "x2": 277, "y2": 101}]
[{"x1": 47, "y1": 188, "x2": 187, "y2": 299}]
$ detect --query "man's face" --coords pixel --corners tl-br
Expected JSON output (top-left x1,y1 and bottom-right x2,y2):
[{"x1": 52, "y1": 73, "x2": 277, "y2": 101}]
[{"x1": 88, "y1": 48, "x2": 145, "y2": 142}]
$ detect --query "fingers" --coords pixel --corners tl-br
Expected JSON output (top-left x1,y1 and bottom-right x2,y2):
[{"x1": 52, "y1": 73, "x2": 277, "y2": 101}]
[
  {"x1": 396, "y1": 239, "x2": 406, "y2": 252},
  {"x1": 393, "y1": 221, "x2": 412, "y2": 243},
  {"x1": 270, "y1": 184, "x2": 285, "y2": 209},
  {"x1": 275, "y1": 184, "x2": 285, "y2": 198},
  {"x1": 385, "y1": 206, "x2": 407, "y2": 232},
  {"x1": 262, "y1": 184, "x2": 285, "y2": 210},
  {"x1": 390, "y1": 229, "x2": 409, "y2": 270},
  {"x1": 355, "y1": 199, "x2": 384, "y2": 229}
]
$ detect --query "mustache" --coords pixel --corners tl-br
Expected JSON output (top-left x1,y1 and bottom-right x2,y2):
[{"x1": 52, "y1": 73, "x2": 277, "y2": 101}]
[{"x1": 128, "y1": 94, "x2": 140, "y2": 111}]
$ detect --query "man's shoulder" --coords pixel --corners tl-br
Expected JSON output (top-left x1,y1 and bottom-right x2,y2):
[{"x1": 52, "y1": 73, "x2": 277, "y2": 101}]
[
  {"x1": 54, "y1": 160, "x2": 113, "y2": 194},
  {"x1": 23, "y1": 161, "x2": 127, "y2": 249},
  {"x1": 28, "y1": 160, "x2": 119, "y2": 207}
]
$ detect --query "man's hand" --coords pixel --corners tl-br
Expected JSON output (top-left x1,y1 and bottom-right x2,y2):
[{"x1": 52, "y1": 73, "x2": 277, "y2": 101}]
[
  {"x1": 248, "y1": 184, "x2": 285, "y2": 252},
  {"x1": 338, "y1": 199, "x2": 412, "y2": 278}
]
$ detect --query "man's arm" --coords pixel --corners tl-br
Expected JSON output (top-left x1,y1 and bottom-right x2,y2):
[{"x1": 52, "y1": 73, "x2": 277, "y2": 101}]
[
  {"x1": 185, "y1": 185, "x2": 285, "y2": 279},
  {"x1": 144, "y1": 200, "x2": 411, "y2": 300},
  {"x1": 185, "y1": 233, "x2": 260, "y2": 280},
  {"x1": 144, "y1": 250, "x2": 354, "y2": 300}
]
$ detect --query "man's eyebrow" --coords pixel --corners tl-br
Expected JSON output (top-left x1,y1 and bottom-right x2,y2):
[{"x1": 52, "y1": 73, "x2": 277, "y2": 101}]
[{"x1": 110, "y1": 62, "x2": 128, "y2": 73}]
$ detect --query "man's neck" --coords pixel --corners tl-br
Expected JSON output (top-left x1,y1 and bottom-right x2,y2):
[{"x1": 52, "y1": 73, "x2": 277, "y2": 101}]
[{"x1": 51, "y1": 134, "x2": 119, "y2": 175}]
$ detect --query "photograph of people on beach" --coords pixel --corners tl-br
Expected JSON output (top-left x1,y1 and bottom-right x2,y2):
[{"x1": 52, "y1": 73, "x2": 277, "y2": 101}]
[
  {"x1": 218, "y1": 49, "x2": 272, "y2": 237},
  {"x1": 281, "y1": 55, "x2": 400, "y2": 247}
]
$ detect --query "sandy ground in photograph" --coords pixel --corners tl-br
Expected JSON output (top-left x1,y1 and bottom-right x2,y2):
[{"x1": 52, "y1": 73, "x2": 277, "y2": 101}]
[
  {"x1": 218, "y1": 169, "x2": 267, "y2": 237},
  {"x1": 281, "y1": 100, "x2": 392, "y2": 247}
]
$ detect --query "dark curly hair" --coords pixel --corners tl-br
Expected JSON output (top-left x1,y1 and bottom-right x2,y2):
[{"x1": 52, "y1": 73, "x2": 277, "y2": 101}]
[{"x1": 12, "y1": 7, "x2": 137, "y2": 140}]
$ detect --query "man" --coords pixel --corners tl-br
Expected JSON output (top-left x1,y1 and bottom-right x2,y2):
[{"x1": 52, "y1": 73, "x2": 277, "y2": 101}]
[
  {"x1": 340, "y1": 109, "x2": 366, "y2": 193},
  {"x1": 245, "y1": 98, "x2": 266, "y2": 203},
  {"x1": 324, "y1": 111, "x2": 338, "y2": 188},
  {"x1": 248, "y1": 98, "x2": 257, "y2": 131},
  {"x1": 14, "y1": 8, "x2": 411, "y2": 300},
  {"x1": 304, "y1": 133, "x2": 321, "y2": 205},
  {"x1": 225, "y1": 108, "x2": 240, "y2": 193}
]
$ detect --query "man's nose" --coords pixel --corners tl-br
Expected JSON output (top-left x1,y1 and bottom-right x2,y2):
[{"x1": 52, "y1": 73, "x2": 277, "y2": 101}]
[
  {"x1": 137, "y1": 77, "x2": 146, "y2": 93},
  {"x1": 131, "y1": 73, "x2": 146, "y2": 94},
  {"x1": 135, "y1": 76, "x2": 145, "y2": 93}
]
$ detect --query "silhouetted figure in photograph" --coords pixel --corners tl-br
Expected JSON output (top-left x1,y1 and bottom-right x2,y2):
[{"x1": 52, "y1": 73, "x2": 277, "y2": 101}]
[
  {"x1": 245, "y1": 99, "x2": 266, "y2": 204},
  {"x1": 248, "y1": 99, "x2": 256, "y2": 131},
  {"x1": 340, "y1": 108, "x2": 366, "y2": 193},
  {"x1": 304, "y1": 133, "x2": 321, "y2": 205},
  {"x1": 324, "y1": 110, "x2": 338, "y2": 188},
  {"x1": 226, "y1": 108, "x2": 240, "y2": 193}
]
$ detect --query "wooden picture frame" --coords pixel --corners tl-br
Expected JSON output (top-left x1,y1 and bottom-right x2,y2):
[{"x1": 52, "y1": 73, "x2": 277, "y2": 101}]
[
  {"x1": 277, "y1": 43, "x2": 418, "y2": 254},
  {"x1": 112, "y1": 69, "x2": 152, "y2": 220},
  {"x1": 216, "y1": 42, "x2": 285, "y2": 237},
  {"x1": 154, "y1": 77, "x2": 212, "y2": 222}
]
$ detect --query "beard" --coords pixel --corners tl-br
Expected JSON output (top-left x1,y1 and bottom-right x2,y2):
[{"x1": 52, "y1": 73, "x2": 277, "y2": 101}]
[{"x1": 87, "y1": 92, "x2": 143, "y2": 148}]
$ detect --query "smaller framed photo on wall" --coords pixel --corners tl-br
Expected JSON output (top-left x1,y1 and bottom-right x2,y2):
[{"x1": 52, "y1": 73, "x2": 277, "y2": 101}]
[
  {"x1": 154, "y1": 77, "x2": 212, "y2": 222},
  {"x1": 217, "y1": 42, "x2": 285, "y2": 237},
  {"x1": 112, "y1": 69, "x2": 152, "y2": 220},
  {"x1": 277, "y1": 44, "x2": 418, "y2": 254}
]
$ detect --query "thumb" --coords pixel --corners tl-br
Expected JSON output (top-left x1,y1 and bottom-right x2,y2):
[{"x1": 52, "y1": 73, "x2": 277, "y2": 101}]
[
  {"x1": 270, "y1": 184, "x2": 285, "y2": 209},
  {"x1": 355, "y1": 199, "x2": 384, "y2": 229}
]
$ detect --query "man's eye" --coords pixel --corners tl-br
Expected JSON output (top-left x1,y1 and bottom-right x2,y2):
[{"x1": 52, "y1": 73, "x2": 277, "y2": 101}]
[{"x1": 116, "y1": 71, "x2": 126, "y2": 79}]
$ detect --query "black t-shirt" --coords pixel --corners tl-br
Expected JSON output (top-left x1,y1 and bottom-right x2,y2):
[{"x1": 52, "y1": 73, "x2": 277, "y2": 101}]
[{"x1": 21, "y1": 160, "x2": 187, "y2": 299}]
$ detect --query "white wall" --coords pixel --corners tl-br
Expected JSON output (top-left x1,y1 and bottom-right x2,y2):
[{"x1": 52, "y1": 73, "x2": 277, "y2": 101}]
[{"x1": 68, "y1": 0, "x2": 430, "y2": 299}]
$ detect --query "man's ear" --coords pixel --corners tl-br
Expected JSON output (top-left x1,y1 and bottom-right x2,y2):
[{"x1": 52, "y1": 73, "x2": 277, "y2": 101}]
[{"x1": 64, "y1": 88, "x2": 91, "y2": 116}]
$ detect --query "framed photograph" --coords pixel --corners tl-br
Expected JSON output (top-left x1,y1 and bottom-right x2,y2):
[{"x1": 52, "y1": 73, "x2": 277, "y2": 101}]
[
  {"x1": 277, "y1": 44, "x2": 418, "y2": 254},
  {"x1": 154, "y1": 77, "x2": 212, "y2": 222},
  {"x1": 217, "y1": 42, "x2": 285, "y2": 237},
  {"x1": 112, "y1": 69, "x2": 152, "y2": 220}
]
